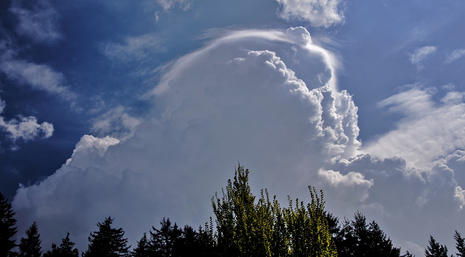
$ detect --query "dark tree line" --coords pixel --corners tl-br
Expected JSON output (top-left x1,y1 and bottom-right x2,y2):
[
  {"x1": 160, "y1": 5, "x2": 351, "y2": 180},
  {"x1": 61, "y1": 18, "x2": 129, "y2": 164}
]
[{"x1": 2, "y1": 165, "x2": 465, "y2": 256}]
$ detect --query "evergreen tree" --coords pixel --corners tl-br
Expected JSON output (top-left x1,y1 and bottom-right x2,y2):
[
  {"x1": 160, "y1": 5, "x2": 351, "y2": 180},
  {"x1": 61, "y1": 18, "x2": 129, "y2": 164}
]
[
  {"x1": 455, "y1": 231, "x2": 465, "y2": 257},
  {"x1": 132, "y1": 233, "x2": 150, "y2": 257},
  {"x1": 0, "y1": 192, "x2": 17, "y2": 257},
  {"x1": 18, "y1": 222, "x2": 42, "y2": 257},
  {"x1": 425, "y1": 236, "x2": 448, "y2": 257},
  {"x1": 43, "y1": 233, "x2": 79, "y2": 257},
  {"x1": 335, "y1": 211, "x2": 400, "y2": 257},
  {"x1": 83, "y1": 217, "x2": 130, "y2": 257}
]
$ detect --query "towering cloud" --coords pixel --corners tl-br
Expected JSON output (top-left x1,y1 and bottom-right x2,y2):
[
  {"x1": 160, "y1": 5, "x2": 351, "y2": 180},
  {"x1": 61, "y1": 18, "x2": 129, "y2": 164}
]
[{"x1": 11, "y1": 27, "x2": 465, "y2": 256}]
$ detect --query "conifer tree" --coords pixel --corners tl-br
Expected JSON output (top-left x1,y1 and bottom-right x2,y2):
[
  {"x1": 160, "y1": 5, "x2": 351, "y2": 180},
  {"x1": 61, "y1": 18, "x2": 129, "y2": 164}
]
[
  {"x1": 83, "y1": 217, "x2": 130, "y2": 257},
  {"x1": 425, "y1": 236, "x2": 448, "y2": 257},
  {"x1": 43, "y1": 232, "x2": 79, "y2": 257},
  {"x1": 18, "y1": 222, "x2": 42, "y2": 257},
  {"x1": 132, "y1": 233, "x2": 150, "y2": 257},
  {"x1": 0, "y1": 192, "x2": 17, "y2": 257},
  {"x1": 335, "y1": 211, "x2": 400, "y2": 257},
  {"x1": 455, "y1": 231, "x2": 465, "y2": 257}
]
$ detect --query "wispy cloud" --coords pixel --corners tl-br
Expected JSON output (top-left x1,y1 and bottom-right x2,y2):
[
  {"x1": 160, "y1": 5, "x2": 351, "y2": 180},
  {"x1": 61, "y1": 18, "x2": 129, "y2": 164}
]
[
  {"x1": 9, "y1": 0, "x2": 62, "y2": 44},
  {"x1": 100, "y1": 34, "x2": 163, "y2": 62},
  {"x1": 276, "y1": 0, "x2": 345, "y2": 28},
  {"x1": 0, "y1": 59, "x2": 75, "y2": 99},
  {"x1": 156, "y1": 0, "x2": 192, "y2": 11},
  {"x1": 445, "y1": 49, "x2": 465, "y2": 63},
  {"x1": 409, "y1": 46, "x2": 436, "y2": 68}
]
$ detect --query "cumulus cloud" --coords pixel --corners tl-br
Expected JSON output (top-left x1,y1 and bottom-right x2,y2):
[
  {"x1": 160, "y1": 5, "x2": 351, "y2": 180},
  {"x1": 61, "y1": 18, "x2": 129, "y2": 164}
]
[
  {"x1": 445, "y1": 49, "x2": 465, "y2": 63},
  {"x1": 12, "y1": 27, "x2": 360, "y2": 251},
  {"x1": 10, "y1": 27, "x2": 465, "y2": 256},
  {"x1": 90, "y1": 106, "x2": 142, "y2": 138},
  {"x1": 276, "y1": 0, "x2": 345, "y2": 28},
  {"x1": 9, "y1": 0, "x2": 62, "y2": 44},
  {"x1": 0, "y1": 98, "x2": 54, "y2": 148},
  {"x1": 409, "y1": 46, "x2": 436, "y2": 68},
  {"x1": 101, "y1": 34, "x2": 164, "y2": 62},
  {"x1": 0, "y1": 59, "x2": 74, "y2": 99}
]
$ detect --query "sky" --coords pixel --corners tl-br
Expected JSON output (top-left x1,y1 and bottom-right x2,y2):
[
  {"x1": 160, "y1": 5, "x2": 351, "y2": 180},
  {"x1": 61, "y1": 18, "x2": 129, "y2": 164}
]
[{"x1": 1, "y1": 0, "x2": 465, "y2": 255}]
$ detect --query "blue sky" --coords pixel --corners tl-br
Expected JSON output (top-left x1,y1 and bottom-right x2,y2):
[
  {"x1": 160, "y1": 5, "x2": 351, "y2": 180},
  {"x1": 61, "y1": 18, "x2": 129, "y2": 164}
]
[{"x1": 1, "y1": 0, "x2": 465, "y2": 255}]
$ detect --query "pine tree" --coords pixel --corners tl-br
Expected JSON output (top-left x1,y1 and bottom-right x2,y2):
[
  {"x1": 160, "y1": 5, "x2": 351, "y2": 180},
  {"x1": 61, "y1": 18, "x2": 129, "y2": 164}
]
[
  {"x1": 18, "y1": 222, "x2": 42, "y2": 257},
  {"x1": 83, "y1": 217, "x2": 130, "y2": 257},
  {"x1": 43, "y1": 233, "x2": 79, "y2": 257},
  {"x1": 132, "y1": 233, "x2": 150, "y2": 257},
  {"x1": 335, "y1": 211, "x2": 400, "y2": 257},
  {"x1": 454, "y1": 231, "x2": 465, "y2": 257},
  {"x1": 0, "y1": 192, "x2": 17, "y2": 257},
  {"x1": 425, "y1": 236, "x2": 448, "y2": 257}
]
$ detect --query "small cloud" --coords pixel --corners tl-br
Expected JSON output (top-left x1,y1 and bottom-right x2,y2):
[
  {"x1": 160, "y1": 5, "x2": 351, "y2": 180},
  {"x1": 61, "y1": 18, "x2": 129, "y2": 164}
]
[
  {"x1": 0, "y1": 97, "x2": 54, "y2": 149},
  {"x1": 409, "y1": 46, "x2": 436, "y2": 68},
  {"x1": 276, "y1": 0, "x2": 345, "y2": 28},
  {"x1": 156, "y1": 0, "x2": 192, "y2": 11},
  {"x1": 9, "y1": 0, "x2": 62, "y2": 44},
  {"x1": 101, "y1": 34, "x2": 163, "y2": 62},
  {"x1": 0, "y1": 116, "x2": 54, "y2": 144},
  {"x1": 445, "y1": 49, "x2": 465, "y2": 64},
  {"x1": 0, "y1": 59, "x2": 75, "y2": 99}
]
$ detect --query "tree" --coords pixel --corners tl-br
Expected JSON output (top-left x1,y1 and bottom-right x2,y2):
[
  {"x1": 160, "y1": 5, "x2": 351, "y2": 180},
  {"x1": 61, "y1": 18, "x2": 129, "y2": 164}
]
[
  {"x1": 83, "y1": 217, "x2": 130, "y2": 257},
  {"x1": 335, "y1": 211, "x2": 400, "y2": 257},
  {"x1": 43, "y1": 232, "x2": 79, "y2": 257},
  {"x1": 132, "y1": 233, "x2": 150, "y2": 257},
  {"x1": 455, "y1": 231, "x2": 465, "y2": 257},
  {"x1": 0, "y1": 192, "x2": 17, "y2": 257},
  {"x1": 212, "y1": 164, "x2": 336, "y2": 257},
  {"x1": 18, "y1": 222, "x2": 42, "y2": 257},
  {"x1": 425, "y1": 236, "x2": 448, "y2": 257}
]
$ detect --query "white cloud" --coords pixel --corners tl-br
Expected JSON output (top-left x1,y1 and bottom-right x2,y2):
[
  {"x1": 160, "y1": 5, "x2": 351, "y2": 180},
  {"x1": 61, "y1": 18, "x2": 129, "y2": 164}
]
[
  {"x1": 9, "y1": 0, "x2": 62, "y2": 44},
  {"x1": 12, "y1": 27, "x2": 360, "y2": 251},
  {"x1": 101, "y1": 34, "x2": 163, "y2": 62},
  {"x1": 365, "y1": 87, "x2": 465, "y2": 170},
  {"x1": 0, "y1": 59, "x2": 74, "y2": 98},
  {"x1": 0, "y1": 116, "x2": 54, "y2": 144},
  {"x1": 445, "y1": 49, "x2": 465, "y2": 63},
  {"x1": 276, "y1": 0, "x2": 345, "y2": 28},
  {"x1": 156, "y1": 0, "x2": 192, "y2": 11},
  {"x1": 90, "y1": 106, "x2": 142, "y2": 139},
  {"x1": 10, "y1": 27, "x2": 465, "y2": 256},
  {"x1": 0, "y1": 97, "x2": 54, "y2": 147},
  {"x1": 409, "y1": 46, "x2": 436, "y2": 68}
]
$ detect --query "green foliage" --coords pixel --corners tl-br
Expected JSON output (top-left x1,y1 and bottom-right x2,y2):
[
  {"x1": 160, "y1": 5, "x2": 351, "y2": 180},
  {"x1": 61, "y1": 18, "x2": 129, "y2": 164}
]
[
  {"x1": 0, "y1": 192, "x2": 17, "y2": 257},
  {"x1": 455, "y1": 231, "x2": 465, "y2": 257},
  {"x1": 83, "y1": 217, "x2": 130, "y2": 257},
  {"x1": 425, "y1": 236, "x2": 448, "y2": 257},
  {"x1": 18, "y1": 222, "x2": 42, "y2": 257},
  {"x1": 212, "y1": 165, "x2": 336, "y2": 257},
  {"x1": 43, "y1": 232, "x2": 79, "y2": 257}
]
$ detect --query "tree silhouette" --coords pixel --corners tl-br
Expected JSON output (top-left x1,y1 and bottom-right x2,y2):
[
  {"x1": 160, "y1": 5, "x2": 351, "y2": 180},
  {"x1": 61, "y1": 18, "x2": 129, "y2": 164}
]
[
  {"x1": 455, "y1": 231, "x2": 465, "y2": 257},
  {"x1": 83, "y1": 216, "x2": 130, "y2": 257},
  {"x1": 43, "y1": 232, "x2": 79, "y2": 257},
  {"x1": 425, "y1": 235, "x2": 448, "y2": 257},
  {"x1": 335, "y1": 211, "x2": 401, "y2": 257},
  {"x1": 0, "y1": 192, "x2": 17, "y2": 257},
  {"x1": 18, "y1": 222, "x2": 42, "y2": 257}
]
